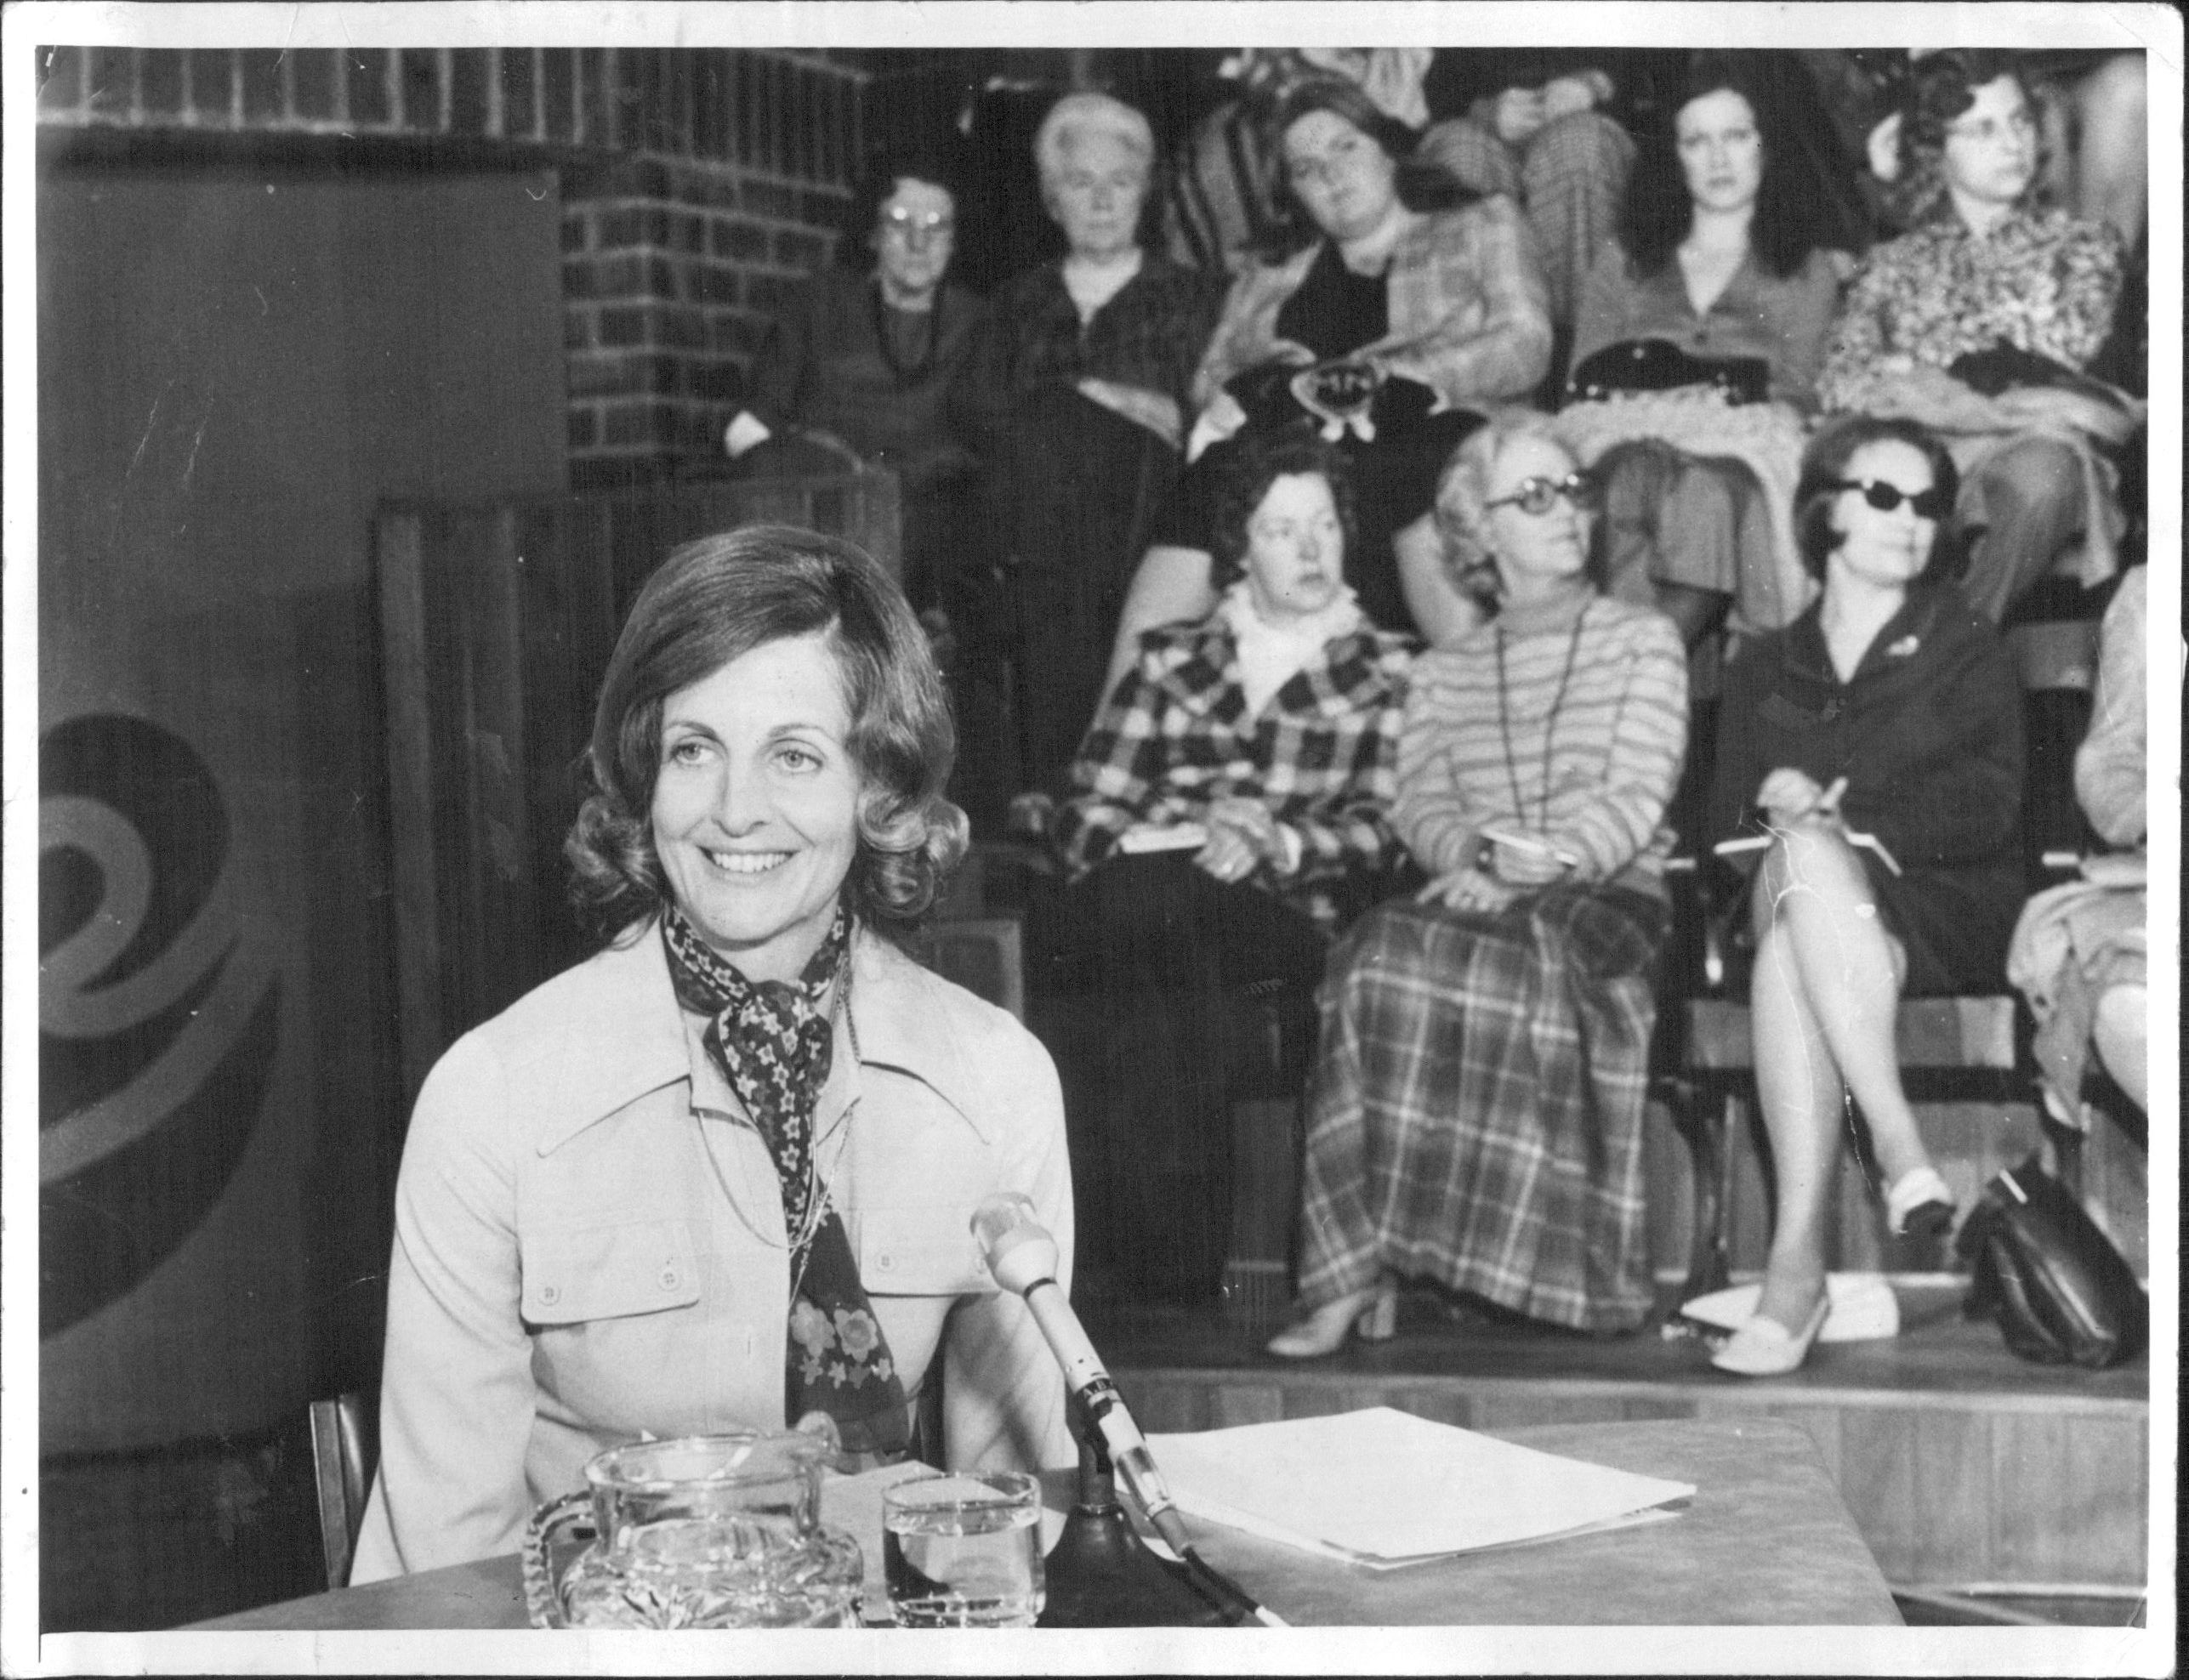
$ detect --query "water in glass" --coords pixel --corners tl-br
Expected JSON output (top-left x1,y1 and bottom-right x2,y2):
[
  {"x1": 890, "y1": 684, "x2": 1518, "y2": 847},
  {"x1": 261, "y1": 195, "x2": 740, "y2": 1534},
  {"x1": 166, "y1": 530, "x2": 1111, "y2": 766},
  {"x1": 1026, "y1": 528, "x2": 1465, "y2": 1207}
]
[{"x1": 883, "y1": 1473, "x2": 1044, "y2": 1628}]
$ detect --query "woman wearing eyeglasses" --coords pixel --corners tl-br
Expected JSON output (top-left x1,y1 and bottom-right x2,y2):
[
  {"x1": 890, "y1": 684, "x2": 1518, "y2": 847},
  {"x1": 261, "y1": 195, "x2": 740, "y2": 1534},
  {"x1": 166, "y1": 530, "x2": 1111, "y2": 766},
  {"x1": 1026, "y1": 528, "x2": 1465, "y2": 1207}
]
[
  {"x1": 1815, "y1": 50, "x2": 2132, "y2": 624},
  {"x1": 726, "y1": 145, "x2": 988, "y2": 622},
  {"x1": 1703, "y1": 416, "x2": 2024, "y2": 1376},
  {"x1": 1270, "y1": 413, "x2": 1687, "y2": 1355}
]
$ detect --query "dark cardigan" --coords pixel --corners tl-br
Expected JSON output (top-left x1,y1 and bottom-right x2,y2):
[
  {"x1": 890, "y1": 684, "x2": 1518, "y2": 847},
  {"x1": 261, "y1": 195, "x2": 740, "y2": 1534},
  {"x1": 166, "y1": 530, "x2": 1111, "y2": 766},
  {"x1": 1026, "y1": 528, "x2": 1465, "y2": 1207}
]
[{"x1": 1706, "y1": 581, "x2": 2027, "y2": 992}]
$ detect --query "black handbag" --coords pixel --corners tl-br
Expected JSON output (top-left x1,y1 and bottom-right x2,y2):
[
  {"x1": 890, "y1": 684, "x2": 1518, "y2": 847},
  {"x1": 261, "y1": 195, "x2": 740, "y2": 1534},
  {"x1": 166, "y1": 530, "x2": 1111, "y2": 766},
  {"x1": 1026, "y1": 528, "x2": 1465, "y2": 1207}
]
[
  {"x1": 1957, "y1": 1155, "x2": 2147, "y2": 1369},
  {"x1": 1566, "y1": 338, "x2": 1771, "y2": 406}
]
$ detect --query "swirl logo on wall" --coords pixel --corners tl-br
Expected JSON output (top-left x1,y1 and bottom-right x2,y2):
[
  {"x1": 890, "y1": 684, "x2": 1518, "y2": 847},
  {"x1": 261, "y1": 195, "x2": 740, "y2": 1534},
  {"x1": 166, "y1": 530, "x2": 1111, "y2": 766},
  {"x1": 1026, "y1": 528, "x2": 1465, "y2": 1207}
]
[{"x1": 40, "y1": 713, "x2": 282, "y2": 1337}]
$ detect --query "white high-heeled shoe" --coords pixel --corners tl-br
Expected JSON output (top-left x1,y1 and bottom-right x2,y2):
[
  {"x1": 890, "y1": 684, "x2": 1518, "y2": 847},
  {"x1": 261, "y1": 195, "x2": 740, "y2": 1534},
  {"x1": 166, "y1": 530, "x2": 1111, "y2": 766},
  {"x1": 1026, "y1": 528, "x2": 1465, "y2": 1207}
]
[
  {"x1": 1885, "y1": 1165, "x2": 1955, "y2": 1238},
  {"x1": 1710, "y1": 1292, "x2": 1830, "y2": 1377},
  {"x1": 1265, "y1": 1280, "x2": 1398, "y2": 1359}
]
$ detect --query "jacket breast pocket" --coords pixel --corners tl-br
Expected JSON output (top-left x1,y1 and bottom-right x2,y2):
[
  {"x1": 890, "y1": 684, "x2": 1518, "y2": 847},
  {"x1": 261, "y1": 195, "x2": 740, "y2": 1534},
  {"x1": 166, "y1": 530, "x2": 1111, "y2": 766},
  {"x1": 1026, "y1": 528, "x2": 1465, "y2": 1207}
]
[
  {"x1": 854, "y1": 1204, "x2": 993, "y2": 1297},
  {"x1": 519, "y1": 1218, "x2": 702, "y2": 1327}
]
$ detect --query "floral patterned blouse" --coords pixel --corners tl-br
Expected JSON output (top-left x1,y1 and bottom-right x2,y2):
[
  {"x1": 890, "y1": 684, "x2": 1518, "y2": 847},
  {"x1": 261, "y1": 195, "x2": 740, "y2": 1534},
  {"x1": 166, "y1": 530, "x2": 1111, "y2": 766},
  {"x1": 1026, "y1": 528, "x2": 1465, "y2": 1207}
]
[{"x1": 1815, "y1": 205, "x2": 2124, "y2": 412}]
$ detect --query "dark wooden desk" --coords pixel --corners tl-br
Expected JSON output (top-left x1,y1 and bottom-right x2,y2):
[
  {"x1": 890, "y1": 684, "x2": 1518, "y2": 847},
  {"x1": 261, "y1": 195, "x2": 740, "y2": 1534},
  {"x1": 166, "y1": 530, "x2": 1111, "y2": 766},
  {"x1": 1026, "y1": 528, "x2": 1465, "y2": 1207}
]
[{"x1": 191, "y1": 1417, "x2": 1897, "y2": 1629}]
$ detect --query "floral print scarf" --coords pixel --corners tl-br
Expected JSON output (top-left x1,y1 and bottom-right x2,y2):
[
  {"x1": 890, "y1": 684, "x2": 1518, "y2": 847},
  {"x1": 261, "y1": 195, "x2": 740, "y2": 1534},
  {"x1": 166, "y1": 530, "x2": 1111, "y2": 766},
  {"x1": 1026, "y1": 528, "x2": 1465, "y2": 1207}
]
[{"x1": 661, "y1": 901, "x2": 910, "y2": 1458}]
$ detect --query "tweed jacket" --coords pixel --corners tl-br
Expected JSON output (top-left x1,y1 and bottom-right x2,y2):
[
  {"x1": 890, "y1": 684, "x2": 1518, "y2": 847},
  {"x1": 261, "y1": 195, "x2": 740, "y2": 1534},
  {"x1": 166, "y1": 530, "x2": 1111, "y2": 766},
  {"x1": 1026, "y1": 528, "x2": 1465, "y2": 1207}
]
[
  {"x1": 350, "y1": 924, "x2": 1072, "y2": 1582},
  {"x1": 1190, "y1": 198, "x2": 1552, "y2": 416},
  {"x1": 1055, "y1": 611, "x2": 1414, "y2": 931}
]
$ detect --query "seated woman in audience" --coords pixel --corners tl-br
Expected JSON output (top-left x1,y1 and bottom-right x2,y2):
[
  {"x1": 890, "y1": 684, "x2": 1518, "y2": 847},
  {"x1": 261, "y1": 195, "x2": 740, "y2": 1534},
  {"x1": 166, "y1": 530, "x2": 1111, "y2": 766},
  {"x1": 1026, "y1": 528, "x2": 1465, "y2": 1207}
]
[
  {"x1": 1271, "y1": 412, "x2": 1687, "y2": 1355},
  {"x1": 352, "y1": 527, "x2": 1071, "y2": 1580},
  {"x1": 1815, "y1": 50, "x2": 2132, "y2": 625},
  {"x1": 1110, "y1": 75, "x2": 1552, "y2": 680},
  {"x1": 1704, "y1": 417, "x2": 2025, "y2": 1376},
  {"x1": 1562, "y1": 52, "x2": 1851, "y2": 656},
  {"x1": 1047, "y1": 429, "x2": 1413, "y2": 1306},
  {"x1": 725, "y1": 144, "x2": 987, "y2": 620},
  {"x1": 952, "y1": 92, "x2": 1224, "y2": 819},
  {"x1": 2008, "y1": 558, "x2": 2148, "y2": 1123}
]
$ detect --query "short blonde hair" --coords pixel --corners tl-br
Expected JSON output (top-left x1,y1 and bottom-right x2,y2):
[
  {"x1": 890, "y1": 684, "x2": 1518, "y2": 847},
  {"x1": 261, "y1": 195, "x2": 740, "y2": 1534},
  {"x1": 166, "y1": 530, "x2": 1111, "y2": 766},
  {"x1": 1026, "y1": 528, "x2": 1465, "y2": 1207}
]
[
  {"x1": 1433, "y1": 410, "x2": 1591, "y2": 604},
  {"x1": 1034, "y1": 92, "x2": 1155, "y2": 190}
]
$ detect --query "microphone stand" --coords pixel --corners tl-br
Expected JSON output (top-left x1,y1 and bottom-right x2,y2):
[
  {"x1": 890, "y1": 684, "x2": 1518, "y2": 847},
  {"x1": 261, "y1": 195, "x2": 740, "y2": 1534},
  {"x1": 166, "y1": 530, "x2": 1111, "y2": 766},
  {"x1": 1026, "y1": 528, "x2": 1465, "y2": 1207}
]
[{"x1": 1038, "y1": 1395, "x2": 1239, "y2": 1628}]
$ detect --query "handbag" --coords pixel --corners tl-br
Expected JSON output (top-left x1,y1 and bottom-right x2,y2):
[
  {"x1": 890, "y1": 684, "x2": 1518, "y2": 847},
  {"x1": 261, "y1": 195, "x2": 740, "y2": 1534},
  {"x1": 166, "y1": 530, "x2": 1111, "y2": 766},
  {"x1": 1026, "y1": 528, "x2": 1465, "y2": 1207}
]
[
  {"x1": 1956, "y1": 1154, "x2": 2146, "y2": 1368},
  {"x1": 1566, "y1": 338, "x2": 1771, "y2": 407}
]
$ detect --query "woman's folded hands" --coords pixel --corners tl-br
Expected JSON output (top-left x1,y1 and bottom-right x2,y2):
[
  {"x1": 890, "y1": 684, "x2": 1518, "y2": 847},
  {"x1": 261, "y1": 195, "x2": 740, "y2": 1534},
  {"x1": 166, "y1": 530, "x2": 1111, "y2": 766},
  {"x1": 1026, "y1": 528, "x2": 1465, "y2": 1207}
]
[
  {"x1": 1197, "y1": 797, "x2": 1299, "y2": 883},
  {"x1": 1417, "y1": 864, "x2": 1521, "y2": 915}
]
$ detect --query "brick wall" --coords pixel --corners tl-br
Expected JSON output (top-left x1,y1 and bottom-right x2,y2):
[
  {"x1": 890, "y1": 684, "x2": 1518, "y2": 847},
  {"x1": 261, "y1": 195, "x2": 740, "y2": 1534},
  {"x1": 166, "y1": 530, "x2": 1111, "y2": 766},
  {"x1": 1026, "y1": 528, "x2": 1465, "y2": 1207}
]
[{"x1": 37, "y1": 45, "x2": 863, "y2": 485}]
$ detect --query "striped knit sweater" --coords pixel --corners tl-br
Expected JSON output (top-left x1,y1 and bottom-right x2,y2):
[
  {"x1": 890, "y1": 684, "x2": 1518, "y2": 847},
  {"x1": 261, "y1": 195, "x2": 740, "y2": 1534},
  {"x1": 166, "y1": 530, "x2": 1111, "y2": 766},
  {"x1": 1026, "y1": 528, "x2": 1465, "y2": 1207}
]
[{"x1": 1394, "y1": 586, "x2": 1689, "y2": 894}]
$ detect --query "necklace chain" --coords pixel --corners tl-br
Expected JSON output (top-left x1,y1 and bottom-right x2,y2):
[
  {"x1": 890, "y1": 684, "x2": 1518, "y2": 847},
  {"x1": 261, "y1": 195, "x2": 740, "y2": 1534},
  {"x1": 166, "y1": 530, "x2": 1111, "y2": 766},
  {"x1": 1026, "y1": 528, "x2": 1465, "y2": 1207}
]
[
  {"x1": 692, "y1": 941, "x2": 856, "y2": 1303},
  {"x1": 1495, "y1": 601, "x2": 1589, "y2": 834}
]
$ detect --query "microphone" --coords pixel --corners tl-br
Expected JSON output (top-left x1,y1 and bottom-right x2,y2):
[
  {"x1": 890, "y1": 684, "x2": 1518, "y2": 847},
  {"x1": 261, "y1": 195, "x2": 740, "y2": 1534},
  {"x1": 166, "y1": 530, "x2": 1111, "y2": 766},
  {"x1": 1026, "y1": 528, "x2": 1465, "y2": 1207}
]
[{"x1": 971, "y1": 1194, "x2": 1284, "y2": 1627}]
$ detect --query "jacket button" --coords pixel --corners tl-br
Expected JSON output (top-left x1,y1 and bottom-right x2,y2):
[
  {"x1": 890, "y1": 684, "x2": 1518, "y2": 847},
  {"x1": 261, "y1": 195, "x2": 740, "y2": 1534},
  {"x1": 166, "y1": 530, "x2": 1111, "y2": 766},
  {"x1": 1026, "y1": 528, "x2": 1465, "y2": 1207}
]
[
  {"x1": 877, "y1": 1252, "x2": 894, "y2": 1271},
  {"x1": 659, "y1": 1268, "x2": 679, "y2": 1291},
  {"x1": 539, "y1": 1284, "x2": 561, "y2": 1306}
]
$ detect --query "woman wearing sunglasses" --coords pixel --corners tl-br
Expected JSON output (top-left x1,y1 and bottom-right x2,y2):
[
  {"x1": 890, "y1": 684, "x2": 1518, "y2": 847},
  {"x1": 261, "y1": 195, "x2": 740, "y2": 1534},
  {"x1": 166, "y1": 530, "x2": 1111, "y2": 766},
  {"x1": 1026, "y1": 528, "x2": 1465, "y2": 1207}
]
[
  {"x1": 1271, "y1": 412, "x2": 1688, "y2": 1354},
  {"x1": 1703, "y1": 415, "x2": 2025, "y2": 1376}
]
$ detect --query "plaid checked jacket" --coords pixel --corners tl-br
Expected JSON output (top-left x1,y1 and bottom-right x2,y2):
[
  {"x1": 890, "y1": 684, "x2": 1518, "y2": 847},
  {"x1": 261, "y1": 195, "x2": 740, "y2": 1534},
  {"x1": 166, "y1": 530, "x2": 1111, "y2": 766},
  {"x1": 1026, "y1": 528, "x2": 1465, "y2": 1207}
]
[
  {"x1": 1190, "y1": 197, "x2": 1553, "y2": 416},
  {"x1": 1055, "y1": 616, "x2": 1416, "y2": 931}
]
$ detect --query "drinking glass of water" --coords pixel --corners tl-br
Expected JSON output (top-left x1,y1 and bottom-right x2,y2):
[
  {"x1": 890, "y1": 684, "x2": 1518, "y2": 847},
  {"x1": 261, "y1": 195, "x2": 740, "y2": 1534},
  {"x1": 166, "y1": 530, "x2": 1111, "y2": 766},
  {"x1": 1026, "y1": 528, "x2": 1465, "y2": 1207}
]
[{"x1": 881, "y1": 1471, "x2": 1045, "y2": 1627}]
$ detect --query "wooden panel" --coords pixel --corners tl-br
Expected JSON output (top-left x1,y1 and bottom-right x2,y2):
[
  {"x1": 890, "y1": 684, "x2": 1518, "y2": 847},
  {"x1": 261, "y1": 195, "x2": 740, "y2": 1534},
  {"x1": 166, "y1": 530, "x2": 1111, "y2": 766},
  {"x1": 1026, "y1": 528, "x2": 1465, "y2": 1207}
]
[
  {"x1": 1225, "y1": 1097, "x2": 1300, "y2": 1273},
  {"x1": 1643, "y1": 1098, "x2": 1693, "y2": 1282},
  {"x1": 1901, "y1": 998, "x2": 2018, "y2": 1069},
  {"x1": 376, "y1": 512, "x2": 443, "y2": 1102},
  {"x1": 2057, "y1": 1413, "x2": 2150, "y2": 1586},
  {"x1": 914, "y1": 916, "x2": 1026, "y2": 1022},
  {"x1": 1210, "y1": 1383, "x2": 1286, "y2": 1428},
  {"x1": 1277, "y1": 1385, "x2": 1358, "y2": 1422},
  {"x1": 1686, "y1": 996, "x2": 2016, "y2": 1071},
  {"x1": 1383, "y1": 1385, "x2": 1475, "y2": 1429},
  {"x1": 1833, "y1": 1405, "x2": 1920, "y2": 1581},
  {"x1": 1989, "y1": 1409, "x2": 2073, "y2": 1582},
  {"x1": 1910, "y1": 1408, "x2": 1996, "y2": 1581}
]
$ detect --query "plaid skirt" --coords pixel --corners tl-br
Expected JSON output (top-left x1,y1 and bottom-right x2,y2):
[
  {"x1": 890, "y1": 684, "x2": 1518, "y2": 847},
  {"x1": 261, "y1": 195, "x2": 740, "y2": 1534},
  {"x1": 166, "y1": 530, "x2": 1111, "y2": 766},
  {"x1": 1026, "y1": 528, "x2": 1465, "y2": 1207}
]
[{"x1": 1295, "y1": 884, "x2": 1668, "y2": 1332}]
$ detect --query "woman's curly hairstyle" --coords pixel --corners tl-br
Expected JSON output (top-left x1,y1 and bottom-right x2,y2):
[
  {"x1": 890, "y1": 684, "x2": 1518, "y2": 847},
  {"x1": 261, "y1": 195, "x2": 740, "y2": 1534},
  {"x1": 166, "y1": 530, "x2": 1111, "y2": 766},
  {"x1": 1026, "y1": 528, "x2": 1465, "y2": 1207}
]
[
  {"x1": 1620, "y1": 52, "x2": 1836, "y2": 280},
  {"x1": 564, "y1": 525, "x2": 969, "y2": 950},
  {"x1": 1793, "y1": 414, "x2": 1964, "y2": 586},
  {"x1": 1886, "y1": 50, "x2": 2044, "y2": 230},
  {"x1": 1207, "y1": 424, "x2": 1357, "y2": 588},
  {"x1": 1433, "y1": 409, "x2": 1606, "y2": 608}
]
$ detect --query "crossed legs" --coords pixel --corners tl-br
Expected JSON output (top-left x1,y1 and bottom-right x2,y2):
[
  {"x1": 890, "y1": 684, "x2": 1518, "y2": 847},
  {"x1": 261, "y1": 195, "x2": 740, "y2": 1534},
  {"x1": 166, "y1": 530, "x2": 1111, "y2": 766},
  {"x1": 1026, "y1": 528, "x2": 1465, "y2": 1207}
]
[{"x1": 1746, "y1": 823, "x2": 1936, "y2": 1331}]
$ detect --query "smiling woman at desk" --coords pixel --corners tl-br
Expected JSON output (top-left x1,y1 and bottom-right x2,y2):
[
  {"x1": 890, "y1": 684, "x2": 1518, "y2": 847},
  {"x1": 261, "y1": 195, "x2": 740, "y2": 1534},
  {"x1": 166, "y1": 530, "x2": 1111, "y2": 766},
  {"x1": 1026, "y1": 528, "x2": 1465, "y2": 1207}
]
[{"x1": 349, "y1": 526, "x2": 1072, "y2": 1582}]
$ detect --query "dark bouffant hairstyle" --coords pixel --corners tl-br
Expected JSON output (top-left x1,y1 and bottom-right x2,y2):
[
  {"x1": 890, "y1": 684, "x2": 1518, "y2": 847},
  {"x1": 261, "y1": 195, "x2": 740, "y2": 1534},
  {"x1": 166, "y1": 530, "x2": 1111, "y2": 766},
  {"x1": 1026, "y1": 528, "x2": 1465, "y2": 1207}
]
[
  {"x1": 565, "y1": 525, "x2": 968, "y2": 948},
  {"x1": 1887, "y1": 49, "x2": 2041, "y2": 229},
  {"x1": 839, "y1": 139, "x2": 964, "y2": 263},
  {"x1": 1269, "y1": 76, "x2": 1475, "y2": 250},
  {"x1": 1794, "y1": 415, "x2": 1964, "y2": 585},
  {"x1": 1207, "y1": 425, "x2": 1358, "y2": 588},
  {"x1": 1621, "y1": 52, "x2": 1833, "y2": 280}
]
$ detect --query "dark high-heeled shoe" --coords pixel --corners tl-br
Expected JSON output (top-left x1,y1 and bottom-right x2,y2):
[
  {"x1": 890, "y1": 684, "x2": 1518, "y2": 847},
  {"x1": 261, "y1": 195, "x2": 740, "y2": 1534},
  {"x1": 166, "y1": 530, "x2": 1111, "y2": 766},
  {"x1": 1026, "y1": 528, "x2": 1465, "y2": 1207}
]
[
  {"x1": 1885, "y1": 1165, "x2": 1955, "y2": 1239},
  {"x1": 1265, "y1": 1279, "x2": 1398, "y2": 1359}
]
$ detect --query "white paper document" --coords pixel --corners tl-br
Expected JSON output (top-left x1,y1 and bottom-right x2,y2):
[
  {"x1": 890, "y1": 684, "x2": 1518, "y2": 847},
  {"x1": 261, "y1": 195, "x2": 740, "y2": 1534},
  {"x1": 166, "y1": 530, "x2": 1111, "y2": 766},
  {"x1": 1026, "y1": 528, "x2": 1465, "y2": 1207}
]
[
  {"x1": 1115, "y1": 821, "x2": 1209, "y2": 854},
  {"x1": 1146, "y1": 1407, "x2": 1694, "y2": 1569}
]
